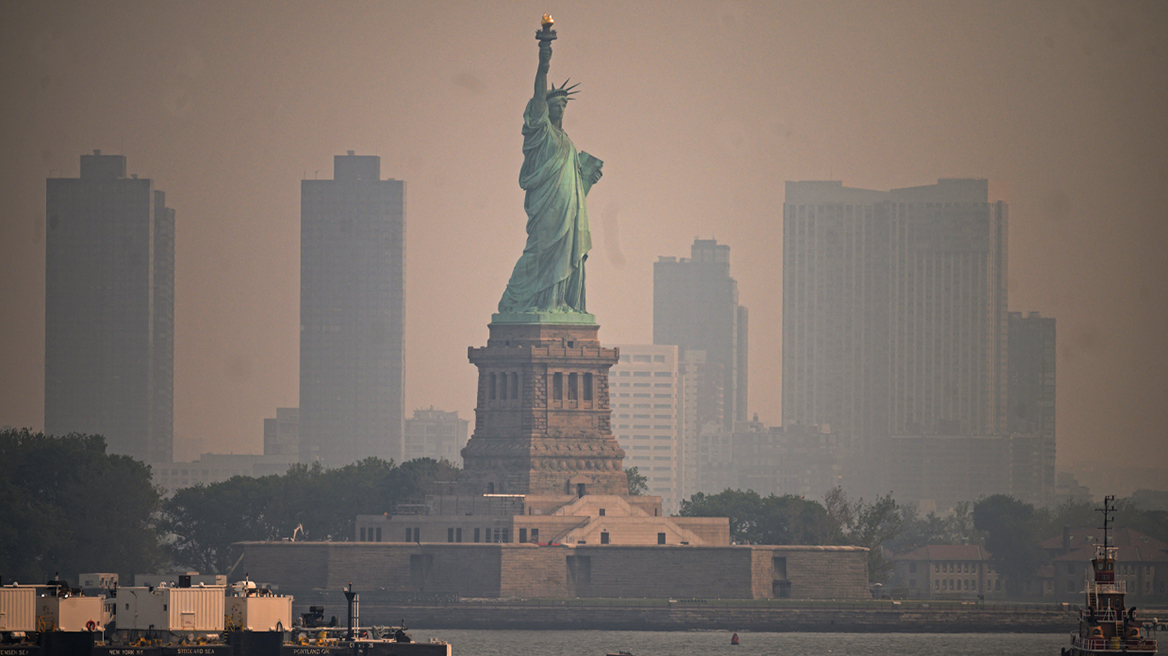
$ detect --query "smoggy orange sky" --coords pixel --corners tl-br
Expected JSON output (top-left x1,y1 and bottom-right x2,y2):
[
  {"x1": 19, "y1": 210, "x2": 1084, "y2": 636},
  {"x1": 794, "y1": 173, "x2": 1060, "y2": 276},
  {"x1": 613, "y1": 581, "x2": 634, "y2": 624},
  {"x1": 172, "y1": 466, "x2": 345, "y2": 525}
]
[{"x1": 2, "y1": 1, "x2": 1166, "y2": 487}]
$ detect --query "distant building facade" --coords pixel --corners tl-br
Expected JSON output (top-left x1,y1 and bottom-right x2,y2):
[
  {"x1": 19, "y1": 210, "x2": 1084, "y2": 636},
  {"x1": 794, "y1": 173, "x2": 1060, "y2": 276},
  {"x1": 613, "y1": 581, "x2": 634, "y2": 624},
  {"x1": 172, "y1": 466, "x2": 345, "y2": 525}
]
[
  {"x1": 45, "y1": 151, "x2": 174, "y2": 464},
  {"x1": 263, "y1": 407, "x2": 299, "y2": 457},
  {"x1": 889, "y1": 545, "x2": 1004, "y2": 599},
  {"x1": 609, "y1": 345, "x2": 681, "y2": 513},
  {"x1": 782, "y1": 179, "x2": 1010, "y2": 498},
  {"x1": 152, "y1": 452, "x2": 297, "y2": 494},
  {"x1": 693, "y1": 420, "x2": 843, "y2": 501},
  {"x1": 404, "y1": 407, "x2": 469, "y2": 466},
  {"x1": 1041, "y1": 527, "x2": 1168, "y2": 601},
  {"x1": 887, "y1": 433, "x2": 1053, "y2": 511},
  {"x1": 299, "y1": 152, "x2": 405, "y2": 467},
  {"x1": 654, "y1": 239, "x2": 748, "y2": 431}
]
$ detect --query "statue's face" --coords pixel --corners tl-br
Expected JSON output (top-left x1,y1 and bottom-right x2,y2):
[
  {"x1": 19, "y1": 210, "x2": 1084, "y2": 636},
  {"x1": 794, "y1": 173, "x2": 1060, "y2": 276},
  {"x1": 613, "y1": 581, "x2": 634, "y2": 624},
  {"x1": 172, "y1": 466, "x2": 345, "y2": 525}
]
[{"x1": 548, "y1": 98, "x2": 567, "y2": 121}]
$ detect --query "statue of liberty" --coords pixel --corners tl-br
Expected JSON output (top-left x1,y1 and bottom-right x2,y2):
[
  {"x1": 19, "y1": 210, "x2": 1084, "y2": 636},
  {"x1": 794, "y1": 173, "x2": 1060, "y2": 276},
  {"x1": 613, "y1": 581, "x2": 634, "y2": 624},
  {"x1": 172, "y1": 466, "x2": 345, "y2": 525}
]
[{"x1": 497, "y1": 16, "x2": 603, "y2": 317}]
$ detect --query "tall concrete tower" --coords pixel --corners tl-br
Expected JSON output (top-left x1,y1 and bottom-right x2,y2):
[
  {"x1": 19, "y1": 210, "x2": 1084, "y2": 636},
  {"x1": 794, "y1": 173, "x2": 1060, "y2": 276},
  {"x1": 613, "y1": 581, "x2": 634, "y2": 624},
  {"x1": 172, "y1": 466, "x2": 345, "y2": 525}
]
[
  {"x1": 45, "y1": 151, "x2": 174, "y2": 463},
  {"x1": 299, "y1": 152, "x2": 405, "y2": 467}
]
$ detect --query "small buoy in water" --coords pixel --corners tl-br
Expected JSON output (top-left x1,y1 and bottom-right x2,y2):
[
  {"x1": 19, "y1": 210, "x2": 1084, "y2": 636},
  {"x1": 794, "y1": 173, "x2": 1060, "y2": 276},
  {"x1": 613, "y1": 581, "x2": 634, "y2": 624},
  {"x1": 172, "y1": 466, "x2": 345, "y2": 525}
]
[{"x1": 731, "y1": 633, "x2": 740, "y2": 645}]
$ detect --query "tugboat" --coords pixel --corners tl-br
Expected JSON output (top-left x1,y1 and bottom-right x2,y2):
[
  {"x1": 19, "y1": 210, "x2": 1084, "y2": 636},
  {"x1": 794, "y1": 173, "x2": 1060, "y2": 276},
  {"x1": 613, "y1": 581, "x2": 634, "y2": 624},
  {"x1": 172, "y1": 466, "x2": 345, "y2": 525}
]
[{"x1": 1064, "y1": 496, "x2": 1158, "y2": 655}]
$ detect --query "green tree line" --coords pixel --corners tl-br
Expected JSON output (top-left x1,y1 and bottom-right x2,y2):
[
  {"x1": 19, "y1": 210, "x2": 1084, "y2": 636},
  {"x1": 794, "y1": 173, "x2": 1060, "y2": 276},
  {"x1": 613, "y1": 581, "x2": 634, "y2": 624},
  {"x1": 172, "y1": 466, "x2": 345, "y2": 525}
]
[
  {"x1": 0, "y1": 429, "x2": 162, "y2": 583},
  {"x1": 0, "y1": 429, "x2": 461, "y2": 580},
  {"x1": 159, "y1": 457, "x2": 460, "y2": 573}
]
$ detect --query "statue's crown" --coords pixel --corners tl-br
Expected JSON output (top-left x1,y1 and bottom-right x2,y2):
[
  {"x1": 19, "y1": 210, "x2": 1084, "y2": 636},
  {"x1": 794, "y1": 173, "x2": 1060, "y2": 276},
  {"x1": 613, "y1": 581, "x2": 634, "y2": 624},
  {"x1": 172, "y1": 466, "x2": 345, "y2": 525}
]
[{"x1": 546, "y1": 79, "x2": 580, "y2": 101}]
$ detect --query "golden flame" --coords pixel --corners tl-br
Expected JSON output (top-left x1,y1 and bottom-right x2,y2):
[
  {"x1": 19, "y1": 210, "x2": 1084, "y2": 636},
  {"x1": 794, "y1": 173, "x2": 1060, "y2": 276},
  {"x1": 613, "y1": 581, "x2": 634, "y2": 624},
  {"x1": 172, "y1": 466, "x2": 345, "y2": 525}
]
[{"x1": 541, "y1": 14, "x2": 554, "y2": 26}]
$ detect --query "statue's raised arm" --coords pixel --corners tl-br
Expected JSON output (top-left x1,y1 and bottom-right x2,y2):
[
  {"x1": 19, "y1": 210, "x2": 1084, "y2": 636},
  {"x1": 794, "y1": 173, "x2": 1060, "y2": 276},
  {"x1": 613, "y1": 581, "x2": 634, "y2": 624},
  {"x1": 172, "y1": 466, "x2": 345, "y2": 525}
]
[
  {"x1": 495, "y1": 15, "x2": 598, "y2": 318},
  {"x1": 532, "y1": 41, "x2": 551, "y2": 118}
]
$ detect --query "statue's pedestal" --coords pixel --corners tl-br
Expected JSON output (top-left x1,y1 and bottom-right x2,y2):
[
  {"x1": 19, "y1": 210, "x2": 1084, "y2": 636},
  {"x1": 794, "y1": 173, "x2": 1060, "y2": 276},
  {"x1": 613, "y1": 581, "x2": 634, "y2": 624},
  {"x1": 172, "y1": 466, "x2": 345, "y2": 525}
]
[{"x1": 460, "y1": 320, "x2": 628, "y2": 497}]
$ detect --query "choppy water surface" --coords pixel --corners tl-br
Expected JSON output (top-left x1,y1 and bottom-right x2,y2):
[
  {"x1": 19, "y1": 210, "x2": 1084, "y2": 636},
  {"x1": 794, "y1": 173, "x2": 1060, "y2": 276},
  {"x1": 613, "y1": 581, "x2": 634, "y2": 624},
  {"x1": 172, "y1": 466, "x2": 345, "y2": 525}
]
[{"x1": 408, "y1": 629, "x2": 1067, "y2": 656}]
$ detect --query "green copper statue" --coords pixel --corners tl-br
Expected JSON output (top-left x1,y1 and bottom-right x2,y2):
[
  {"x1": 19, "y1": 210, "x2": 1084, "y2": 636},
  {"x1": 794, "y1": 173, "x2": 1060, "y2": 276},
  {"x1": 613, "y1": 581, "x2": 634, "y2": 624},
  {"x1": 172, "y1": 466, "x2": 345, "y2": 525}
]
[{"x1": 497, "y1": 16, "x2": 603, "y2": 317}]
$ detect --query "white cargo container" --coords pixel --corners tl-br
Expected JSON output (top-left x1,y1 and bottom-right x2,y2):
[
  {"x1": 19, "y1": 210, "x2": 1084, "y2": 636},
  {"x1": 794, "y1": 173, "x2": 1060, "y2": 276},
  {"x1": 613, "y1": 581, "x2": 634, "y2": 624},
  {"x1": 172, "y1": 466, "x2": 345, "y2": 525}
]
[
  {"x1": 225, "y1": 595, "x2": 292, "y2": 631},
  {"x1": 0, "y1": 586, "x2": 37, "y2": 632},
  {"x1": 117, "y1": 586, "x2": 225, "y2": 632},
  {"x1": 38, "y1": 595, "x2": 103, "y2": 631}
]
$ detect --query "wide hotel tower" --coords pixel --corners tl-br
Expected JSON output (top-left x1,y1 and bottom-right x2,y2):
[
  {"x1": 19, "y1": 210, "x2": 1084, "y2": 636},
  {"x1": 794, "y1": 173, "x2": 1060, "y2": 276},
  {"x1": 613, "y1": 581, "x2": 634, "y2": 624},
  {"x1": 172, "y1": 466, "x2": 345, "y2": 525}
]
[
  {"x1": 299, "y1": 152, "x2": 404, "y2": 467},
  {"x1": 782, "y1": 179, "x2": 1008, "y2": 493},
  {"x1": 45, "y1": 151, "x2": 174, "y2": 464}
]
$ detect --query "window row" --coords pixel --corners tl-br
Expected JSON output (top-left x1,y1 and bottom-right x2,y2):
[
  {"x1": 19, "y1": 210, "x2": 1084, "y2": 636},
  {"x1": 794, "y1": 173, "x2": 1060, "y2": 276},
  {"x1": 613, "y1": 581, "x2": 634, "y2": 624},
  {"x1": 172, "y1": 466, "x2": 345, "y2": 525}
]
[{"x1": 487, "y1": 371, "x2": 595, "y2": 402}]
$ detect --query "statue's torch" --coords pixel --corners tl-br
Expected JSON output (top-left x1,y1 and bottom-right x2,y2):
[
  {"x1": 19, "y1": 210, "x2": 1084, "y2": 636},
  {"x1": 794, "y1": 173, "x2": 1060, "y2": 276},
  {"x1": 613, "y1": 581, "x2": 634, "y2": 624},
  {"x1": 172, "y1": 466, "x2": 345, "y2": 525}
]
[{"x1": 536, "y1": 14, "x2": 557, "y2": 42}]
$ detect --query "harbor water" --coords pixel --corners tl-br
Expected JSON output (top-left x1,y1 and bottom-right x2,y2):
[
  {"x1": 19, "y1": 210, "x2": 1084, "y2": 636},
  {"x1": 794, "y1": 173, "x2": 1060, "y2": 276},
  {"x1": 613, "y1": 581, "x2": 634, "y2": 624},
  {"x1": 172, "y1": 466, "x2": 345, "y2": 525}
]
[{"x1": 407, "y1": 629, "x2": 1067, "y2": 655}]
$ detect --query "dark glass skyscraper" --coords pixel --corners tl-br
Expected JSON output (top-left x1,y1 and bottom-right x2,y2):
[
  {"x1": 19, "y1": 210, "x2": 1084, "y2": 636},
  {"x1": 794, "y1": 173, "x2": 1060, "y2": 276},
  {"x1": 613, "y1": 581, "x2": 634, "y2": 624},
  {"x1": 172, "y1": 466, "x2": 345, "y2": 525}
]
[
  {"x1": 45, "y1": 151, "x2": 174, "y2": 463},
  {"x1": 299, "y1": 152, "x2": 404, "y2": 467},
  {"x1": 653, "y1": 238, "x2": 748, "y2": 430}
]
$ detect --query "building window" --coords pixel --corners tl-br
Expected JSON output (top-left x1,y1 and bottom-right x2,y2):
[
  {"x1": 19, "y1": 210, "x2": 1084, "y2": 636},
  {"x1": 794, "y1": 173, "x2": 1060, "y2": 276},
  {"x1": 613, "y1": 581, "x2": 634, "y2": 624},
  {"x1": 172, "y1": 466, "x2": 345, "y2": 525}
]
[
  {"x1": 474, "y1": 528, "x2": 480, "y2": 543},
  {"x1": 360, "y1": 527, "x2": 367, "y2": 541},
  {"x1": 568, "y1": 372, "x2": 578, "y2": 400},
  {"x1": 448, "y1": 528, "x2": 454, "y2": 543},
  {"x1": 520, "y1": 528, "x2": 528, "y2": 543},
  {"x1": 502, "y1": 528, "x2": 510, "y2": 543},
  {"x1": 583, "y1": 373, "x2": 593, "y2": 401},
  {"x1": 658, "y1": 532, "x2": 666, "y2": 545},
  {"x1": 553, "y1": 372, "x2": 563, "y2": 400},
  {"x1": 511, "y1": 373, "x2": 519, "y2": 400},
  {"x1": 500, "y1": 373, "x2": 508, "y2": 400},
  {"x1": 405, "y1": 528, "x2": 412, "y2": 542},
  {"x1": 531, "y1": 528, "x2": 539, "y2": 543},
  {"x1": 376, "y1": 527, "x2": 382, "y2": 542},
  {"x1": 598, "y1": 508, "x2": 606, "y2": 517},
  {"x1": 489, "y1": 373, "x2": 497, "y2": 400},
  {"x1": 600, "y1": 531, "x2": 610, "y2": 544},
  {"x1": 456, "y1": 528, "x2": 462, "y2": 543}
]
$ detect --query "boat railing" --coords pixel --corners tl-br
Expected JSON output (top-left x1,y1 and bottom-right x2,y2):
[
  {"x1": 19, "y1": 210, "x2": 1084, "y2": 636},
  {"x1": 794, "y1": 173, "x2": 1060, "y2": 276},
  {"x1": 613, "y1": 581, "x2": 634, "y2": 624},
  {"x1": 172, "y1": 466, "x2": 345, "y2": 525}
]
[
  {"x1": 1072, "y1": 634, "x2": 1158, "y2": 652},
  {"x1": 1071, "y1": 635, "x2": 1114, "y2": 651},
  {"x1": 1085, "y1": 579, "x2": 1127, "y2": 594},
  {"x1": 1080, "y1": 607, "x2": 1120, "y2": 622}
]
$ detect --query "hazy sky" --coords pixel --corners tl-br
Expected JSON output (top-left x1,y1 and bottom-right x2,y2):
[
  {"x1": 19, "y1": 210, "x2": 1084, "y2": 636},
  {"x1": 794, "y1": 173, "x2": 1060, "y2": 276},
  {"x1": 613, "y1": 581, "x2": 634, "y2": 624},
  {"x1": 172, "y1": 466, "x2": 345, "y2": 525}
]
[{"x1": 2, "y1": 1, "x2": 1165, "y2": 477}]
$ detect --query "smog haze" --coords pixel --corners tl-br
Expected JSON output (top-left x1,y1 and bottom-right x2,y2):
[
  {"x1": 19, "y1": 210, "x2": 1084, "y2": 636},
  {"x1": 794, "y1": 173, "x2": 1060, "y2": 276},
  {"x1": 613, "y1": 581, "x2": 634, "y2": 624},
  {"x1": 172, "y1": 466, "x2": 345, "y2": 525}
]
[{"x1": 1, "y1": 1, "x2": 1166, "y2": 483}]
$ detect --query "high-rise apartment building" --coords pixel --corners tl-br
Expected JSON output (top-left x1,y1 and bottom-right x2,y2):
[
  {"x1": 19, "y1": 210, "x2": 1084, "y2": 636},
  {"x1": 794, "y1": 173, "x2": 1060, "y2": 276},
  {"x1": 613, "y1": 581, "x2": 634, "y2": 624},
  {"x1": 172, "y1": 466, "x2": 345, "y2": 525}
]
[
  {"x1": 654, "y1": 239, "x2": 749, "y2": 430},
  {"x1": 610, "y1": 345, "x2": 681, "y2": 513},
  {"x1": 1007, "y1": 311, "x2": 1056, "y2": 437},
  {"x1": 45, "y1": 151, "x2": 174, "y2": 463},
  {"x1": 1007, "y1": 311, "x2": 1056, "y2": 506},
  {"x1": 299, "y1": 152, "x2": 404, "y2": 467},
  {"x1": 782, "y1": 179, "x2": 1008, "y2": 496}
]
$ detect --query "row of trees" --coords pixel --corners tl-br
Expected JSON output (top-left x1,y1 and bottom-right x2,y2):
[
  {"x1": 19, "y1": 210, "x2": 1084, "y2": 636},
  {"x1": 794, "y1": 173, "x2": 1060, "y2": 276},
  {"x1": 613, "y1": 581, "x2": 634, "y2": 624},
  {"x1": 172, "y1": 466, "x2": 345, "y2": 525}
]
[
  {"x1": 159, "y1": 457, "x2": 460, "y2": 573},
  {"x1": 679, "y1": 488, "x2": 902, "y2": 581},
  {"x1": 0, "y1": 429, "x2": 461, "y2": 581},
  {"x1": 0, "y1": 429, "x2": 163, "y2": 583}
]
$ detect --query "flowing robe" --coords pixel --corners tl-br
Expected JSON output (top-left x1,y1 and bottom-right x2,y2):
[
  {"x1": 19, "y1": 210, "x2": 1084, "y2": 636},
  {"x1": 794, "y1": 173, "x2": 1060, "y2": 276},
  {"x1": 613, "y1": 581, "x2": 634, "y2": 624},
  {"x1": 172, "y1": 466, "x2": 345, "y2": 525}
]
[{"x1": 497, "y1": 98, "x2": 593, "y2": 314}]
